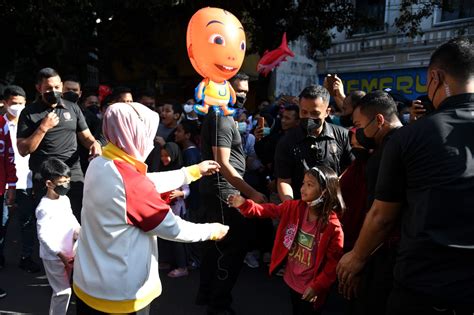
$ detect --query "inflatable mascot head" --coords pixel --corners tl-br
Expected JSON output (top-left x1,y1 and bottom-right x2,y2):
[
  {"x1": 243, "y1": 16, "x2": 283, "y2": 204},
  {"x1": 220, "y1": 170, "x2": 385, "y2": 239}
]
[{"x1": 187, "y1": 7, "x2": 246, "y2": 83}]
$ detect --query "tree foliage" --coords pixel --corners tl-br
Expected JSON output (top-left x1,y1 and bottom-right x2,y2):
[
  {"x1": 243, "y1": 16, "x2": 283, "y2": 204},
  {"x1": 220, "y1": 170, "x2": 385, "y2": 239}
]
[
  {"x1": 0, "y1": 0, "x2": 441, "y2": 94},
  {"x1": 395, "y1": 0, "x2": 442, "y2": 37}
]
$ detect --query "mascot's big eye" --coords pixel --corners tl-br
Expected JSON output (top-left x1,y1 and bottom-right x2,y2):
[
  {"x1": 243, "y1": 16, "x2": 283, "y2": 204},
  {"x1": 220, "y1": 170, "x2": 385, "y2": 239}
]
[
  {"x1": 240, "y1": 40, "x2": 246, "y2": 51},
  {"x1": 209, "y1": 34, "x2": 226, "y2": 46}
]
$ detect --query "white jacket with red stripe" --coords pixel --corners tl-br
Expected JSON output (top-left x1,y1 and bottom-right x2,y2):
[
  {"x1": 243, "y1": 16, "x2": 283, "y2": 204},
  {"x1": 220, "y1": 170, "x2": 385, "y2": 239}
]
[
  {"x1": 73, "y1": 143, "x2": 216, "y2": 313},
  {"x1": 0, "y1": 115, "x2": 17, "y2": 194}
]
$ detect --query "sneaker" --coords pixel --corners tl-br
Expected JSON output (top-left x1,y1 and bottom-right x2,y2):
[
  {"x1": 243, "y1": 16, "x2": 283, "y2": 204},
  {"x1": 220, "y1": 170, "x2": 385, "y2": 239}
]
[
  {"x1": 0, "y1": 288, "x2": 6, "y2": 298},
  {"x1": 167, "y1": 268, "x2": 189, "y2": 278},
  {"x1": 18, "y1": 256, "x2": 40, "y2": 273},
  {"x1": 243, "y1": 252, "x2": 259, "y2": 268},
  {"x1": 0, "y1": 255, "x2": 4, "y2": 270}
]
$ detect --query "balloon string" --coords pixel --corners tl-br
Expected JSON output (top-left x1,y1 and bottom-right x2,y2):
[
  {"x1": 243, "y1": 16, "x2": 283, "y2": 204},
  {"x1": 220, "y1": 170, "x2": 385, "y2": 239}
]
[{"x1": 214, "y1": 108, "x2": 228, "y2": 281}]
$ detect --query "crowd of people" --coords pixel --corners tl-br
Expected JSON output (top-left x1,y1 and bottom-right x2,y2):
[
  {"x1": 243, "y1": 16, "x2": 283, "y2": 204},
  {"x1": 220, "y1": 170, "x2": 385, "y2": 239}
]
[{"x1": 0, "y1": 37, "x2": 473, "y2": 315}]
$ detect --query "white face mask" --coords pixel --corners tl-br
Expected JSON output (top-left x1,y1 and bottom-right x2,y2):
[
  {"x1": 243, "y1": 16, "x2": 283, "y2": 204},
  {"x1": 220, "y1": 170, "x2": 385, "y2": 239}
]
[
  {"x1": 7, "y1": 104, "x2": 25, "y2": 117},
  {"x1": 183, "y1": 104, "x2": 194, "y2": 114},
  {"x1": 308, "y1": 189, "x2": 326, "y2": 207}
]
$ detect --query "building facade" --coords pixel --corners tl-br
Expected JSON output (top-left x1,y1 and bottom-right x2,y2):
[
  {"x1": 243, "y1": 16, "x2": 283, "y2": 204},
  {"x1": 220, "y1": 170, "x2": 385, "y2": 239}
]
[{"x1": 316, "y1": 0, "x2": 474, "y2": 99}]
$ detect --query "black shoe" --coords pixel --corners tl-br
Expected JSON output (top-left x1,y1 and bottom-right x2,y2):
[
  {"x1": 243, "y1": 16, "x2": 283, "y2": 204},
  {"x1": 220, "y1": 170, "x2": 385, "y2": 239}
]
[
  {"x1": 0, "y1": 288, "x2": 6, "y2": 298},
  {"x1": 0, "y1": 255, "x2": 4, "y2": 270},
  {"x1": 19, "y1": 256, "x2": 40, "y2": 273}
]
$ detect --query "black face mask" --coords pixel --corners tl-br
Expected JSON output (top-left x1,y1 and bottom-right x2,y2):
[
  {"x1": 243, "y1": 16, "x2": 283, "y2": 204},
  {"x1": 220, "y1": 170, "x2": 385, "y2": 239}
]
[
  {"x1": 351, "y1": 147, "x2": 370, "y2": 161},
  {"x1": 43, "y1": 91, "x2": 62, "y2": 105},
  {"x1": 235, "y1": 94, "x2": 247, "y2": 109},
  {"x1": 355, "y1": 127, "x2": 377, "y2": 150},
  {"x1": 300, "y1": 118, "x2": 323, "y2": 136},
  {"x1": 88, "y1": 105, "x2": 100, "y2": 115},
  {"x1": 62, "y1": 91, "x2": 80, "y2": 103},
  {"x1": 54, "y1": 182, "x2": 71, "y2": 196},
  {"x1": 355, "y1": 118, "x2": 380, "y2": 150},
  {"x1": 427, "y1": 75, "x2": 440, "y2": 105}
]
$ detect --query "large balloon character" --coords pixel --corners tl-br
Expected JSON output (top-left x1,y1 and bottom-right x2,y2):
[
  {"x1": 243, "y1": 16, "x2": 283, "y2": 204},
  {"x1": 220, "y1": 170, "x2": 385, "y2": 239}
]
[{"x1": 187, "y1": 7, "x2": 246, "y2": 116}]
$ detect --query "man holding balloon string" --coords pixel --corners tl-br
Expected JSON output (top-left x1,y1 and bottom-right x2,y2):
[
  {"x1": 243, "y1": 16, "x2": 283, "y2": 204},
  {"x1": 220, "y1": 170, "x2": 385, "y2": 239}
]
[{"x1": 187, "y1": 7, "x2": 267, "y2": 315}]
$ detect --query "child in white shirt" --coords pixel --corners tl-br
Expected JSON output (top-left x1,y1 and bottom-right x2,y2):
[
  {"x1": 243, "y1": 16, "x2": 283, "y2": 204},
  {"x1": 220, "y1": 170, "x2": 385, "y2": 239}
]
[{"x1": 36, "y1": 158, "x2": 80, "y2": 315}]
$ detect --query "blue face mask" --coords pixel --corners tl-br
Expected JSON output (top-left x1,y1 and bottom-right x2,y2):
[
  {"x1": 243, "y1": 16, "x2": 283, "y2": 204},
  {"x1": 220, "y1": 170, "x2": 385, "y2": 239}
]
[
  {"x1": 238, "y1": 122, "x2": 247, "y2": 134},
  {"x1": 263, "y1": 127, "x2": 271, "y2": 137}
]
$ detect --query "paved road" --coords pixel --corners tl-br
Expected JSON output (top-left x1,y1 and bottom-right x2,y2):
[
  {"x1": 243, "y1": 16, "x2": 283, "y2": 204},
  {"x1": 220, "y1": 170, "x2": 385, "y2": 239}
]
[{"x1": 0, "y1": 215, "x2": 292, "y2": 315}]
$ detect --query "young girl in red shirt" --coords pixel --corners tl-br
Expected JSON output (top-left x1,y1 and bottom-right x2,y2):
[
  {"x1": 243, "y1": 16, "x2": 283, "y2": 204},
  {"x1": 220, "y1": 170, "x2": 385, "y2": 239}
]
[{"x1": 228, "y1": 165, "x2": 345, "y2": 315}]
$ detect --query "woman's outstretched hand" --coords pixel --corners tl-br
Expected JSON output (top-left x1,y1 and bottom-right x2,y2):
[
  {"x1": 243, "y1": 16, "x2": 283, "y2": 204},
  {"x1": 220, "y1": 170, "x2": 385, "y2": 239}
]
[
  {"x1": 198, "y1": 160, "x2": 221, "y2": 176},
  {"x1": 209, "y1": 223, "x2": 229, "y2": 241}
]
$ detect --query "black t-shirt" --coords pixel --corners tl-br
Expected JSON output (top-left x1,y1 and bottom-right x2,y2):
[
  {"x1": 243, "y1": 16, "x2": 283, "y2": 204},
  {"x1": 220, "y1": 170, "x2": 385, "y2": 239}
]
[
  {"x1": 375, "y1": 93, "x2": 474, "y2": 304},
  {"x1": 78, "y1": 107, "x2": 104, "y2": 174},
  {"x1": 17, "y1": 99, "x2": 88, "y2": 179},
  {"x1": 365, "y1": 127, "x2": 400, "y2": 207},
  {"x1": 274, "y1": 122, "x2": 353, "y2": 198},
  {"x1": 199, "y1": 113, "x2": 245, "y2": 196}
]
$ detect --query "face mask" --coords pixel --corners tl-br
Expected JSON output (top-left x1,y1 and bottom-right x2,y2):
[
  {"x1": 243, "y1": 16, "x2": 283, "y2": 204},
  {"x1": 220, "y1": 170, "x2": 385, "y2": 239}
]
[
  {"x1": 62, "y1": 91, "x2": 80, "y2": 103},
  {"x1": 88, "y1": 105, "x2": 100, "y2": 115},
  {"x1": 43, "y1": 91, "x2": 62, "y2": 105},
  {"x1": 263, "y1": 127, "x2": 271, "y2": 137},
  {"x1": 355, "y1": 118, "x2": 379, "y2": 150},
  {"x1": 235, "y1": 94, "x2": 247, "y2": 109},
  {"x1": 54, "y1": 182, "x2": 71, "y2": 196},
  {"x1": 183, "y1": 104, "x2": 194, "y2": 113},
  {"x1": 351, "y1": 147, "x2": 370, "y2": 161},
  {"x1": 309, "y1": 190, "x2": 326, "y2": 207},
  {"x1": 7, "y1": 104, "x2": 25, "y2": 117},
  {"x1": 427, "y1": 72, "x2": 446, "y2": 107},
  {"x1": 401, "y1": 113, "x2": 410, "y2": 125},
  {"x1": 238, "y1": 122, "x2": 247, "y2": 134},
  {"x1": 300, "y1": 118, "x2": 322, "y2": 136}
]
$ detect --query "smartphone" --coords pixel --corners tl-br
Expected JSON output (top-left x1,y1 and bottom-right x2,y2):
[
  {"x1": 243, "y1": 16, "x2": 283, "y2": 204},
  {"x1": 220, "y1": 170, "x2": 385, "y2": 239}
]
[
  {"x1": 325, "y1": 74, "x2": 337, "y2": 96},
  {"x1": 326, "y1": 74, "x2": 336, "y2": 86},
  {"x1": 421, "y1": 101, "x2": 435, "y2": 114},
  {"x1": 258, "y1": 117, "x2": 265, "y2": 128}
]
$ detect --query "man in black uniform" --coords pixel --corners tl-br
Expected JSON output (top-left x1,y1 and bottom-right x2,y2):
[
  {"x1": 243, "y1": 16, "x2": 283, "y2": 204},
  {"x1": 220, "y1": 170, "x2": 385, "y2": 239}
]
[
  {"x1": 196, "y1": 73, "x2": 266, "y2": 315},
  {"x1": 337, "y1": 37, "x2": 474, "y2": 314},
  {"x1": 349, "y1": 90, "x2": 403, "y2": 314},
  {"x1": 275, "y1": 85, "x2": 353, "y2": 201},
  {"x1": 17, "y1": 68, "x2": 101, "y2": 221}
]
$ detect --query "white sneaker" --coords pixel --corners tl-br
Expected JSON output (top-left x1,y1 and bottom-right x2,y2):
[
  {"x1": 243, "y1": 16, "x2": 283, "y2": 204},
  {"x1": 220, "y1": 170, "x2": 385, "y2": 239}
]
[{"x1": 243, "y1": 252, "x2": 260, "y2": 268}]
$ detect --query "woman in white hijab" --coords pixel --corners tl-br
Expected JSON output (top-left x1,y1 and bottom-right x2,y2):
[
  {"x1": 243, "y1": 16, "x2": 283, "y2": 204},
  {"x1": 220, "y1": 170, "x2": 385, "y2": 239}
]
[{"x1": 73, "y1": 102, "x2": 228, "y2": 314}]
